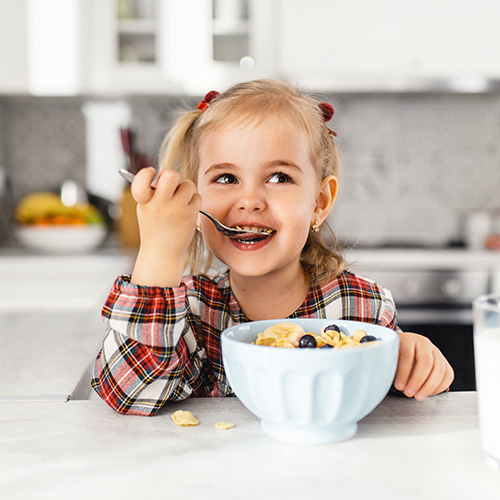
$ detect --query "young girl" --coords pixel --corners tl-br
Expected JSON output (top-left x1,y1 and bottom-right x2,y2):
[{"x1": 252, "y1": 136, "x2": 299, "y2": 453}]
[{"x1": 92, "y1": 79, "x2": 453, "y2": 415}]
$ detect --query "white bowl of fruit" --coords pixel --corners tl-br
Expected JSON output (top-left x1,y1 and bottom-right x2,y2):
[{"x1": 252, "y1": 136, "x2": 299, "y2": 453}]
[{"x1": 15, "y1": 191, "x2": 107, "y2": 254}]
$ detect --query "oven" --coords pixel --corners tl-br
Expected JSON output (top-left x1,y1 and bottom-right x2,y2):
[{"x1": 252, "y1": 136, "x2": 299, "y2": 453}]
[{"x1": 361, "y1": 268, "x2": 491, "y2": 391}]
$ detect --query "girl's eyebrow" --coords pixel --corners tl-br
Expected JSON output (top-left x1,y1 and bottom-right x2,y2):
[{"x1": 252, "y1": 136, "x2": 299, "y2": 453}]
[
  {"x1": 203, "y1": 163, "x2": 236, "y2": 176},
  {"x1": 265, "y1": 160, "x2": 303, "y2": 172},
  {"x1": 204, "y1": 160, "x2": 303, "y2": 176}
]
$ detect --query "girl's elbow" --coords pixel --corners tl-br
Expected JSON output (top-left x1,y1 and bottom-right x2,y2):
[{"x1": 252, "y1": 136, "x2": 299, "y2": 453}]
[{"x1": 93, "y1": 386, "x2": 162, "y2": 416}]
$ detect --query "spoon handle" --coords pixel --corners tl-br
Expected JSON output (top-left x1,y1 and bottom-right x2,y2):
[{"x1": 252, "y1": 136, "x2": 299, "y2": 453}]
[{"x1": 119, "y1": 169, "x2": 145, "y2": 186}]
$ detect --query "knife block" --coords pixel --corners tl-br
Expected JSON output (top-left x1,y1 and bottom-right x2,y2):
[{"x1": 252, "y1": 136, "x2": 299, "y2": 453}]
[{"x1": 117, "y1": 187, "x2": 140, "y2": 248}]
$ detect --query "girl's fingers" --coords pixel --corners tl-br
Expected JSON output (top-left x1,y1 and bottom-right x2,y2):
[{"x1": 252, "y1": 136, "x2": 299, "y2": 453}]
[
  {"x1": 402, "y1": 337, "x2": 434, "y2": 398},
  {"x1": 413, "y1": 352, "x2": 447, "y2": 401},
  {"x1": 155, "y1": 170, "x2": 202, "y2": 207},
  {"x1": 131, "y1": 167, "x2": 158, "y2": 204},
  {"x1": 428, "y1": 356, "x2": 454, "y2": 397},
  {"x1": 393, "y1": 333, "x2": 417, "y2": 391},
  {"x1": 188, "y1": 191, "x2": 202, "y2": 211},
  {"x1": 395, "y1": 332, "x2": 455, "y2": 401},
  {"x1": 172, "y1": 178, "x2": 200, "y2": 206},
  {"x1": 133, "y1": 168, "x2": 191, "y2": 206},
  {"x1": 154, "y1": 169, "x2": 182, "y2": 198},
  {"x1": 133, "y1": 169, "x2": 201, "y2": 230}
]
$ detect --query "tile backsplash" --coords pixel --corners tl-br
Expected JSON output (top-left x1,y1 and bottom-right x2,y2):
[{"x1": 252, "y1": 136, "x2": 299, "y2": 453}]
[
  {"x1": 0, "y1": 97, "x2": 87, "y2": 198},
  {"x1": 328, "y1": 92, "x2": 500, "y2": 246},
  {"x1": 1, "y1": 91, "x2": 499, "y2": 246}
]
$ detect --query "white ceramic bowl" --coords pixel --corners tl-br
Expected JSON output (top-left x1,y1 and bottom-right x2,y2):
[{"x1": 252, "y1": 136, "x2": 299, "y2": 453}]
[
  {"x1": 16, "y1": 225, "x2": 107, "y2": 254},
  {"x1": 221, "y1": 319, "x2": 399, "y2": 445}
]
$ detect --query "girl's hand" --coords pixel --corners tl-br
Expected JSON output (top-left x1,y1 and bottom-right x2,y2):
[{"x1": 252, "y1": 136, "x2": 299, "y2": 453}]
[
  {"x1": 130, "y1": 167, "x2": 201, "y2": 287},
  {"x1": 393, "y1": 332, "x2": 454, "y2": 401}
]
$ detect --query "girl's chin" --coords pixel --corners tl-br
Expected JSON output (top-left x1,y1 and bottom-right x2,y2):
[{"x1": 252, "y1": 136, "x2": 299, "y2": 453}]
[
  {"x1": 222, "y1": 256, "x2": 301, "y2": 281},
  {"x1": 217, "y1": 256, "x2": 274, "y2": 278},
  {"x1": 227, "y1": 265, "x2": 304, "y2": 285}
]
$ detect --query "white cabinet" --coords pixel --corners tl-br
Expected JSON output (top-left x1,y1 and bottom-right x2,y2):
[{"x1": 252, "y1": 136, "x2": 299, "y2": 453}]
[
  {"x1": 5, "y1": 1, "x2": 498, "y2": 96},
  {"x1": 84, "y1": 0, "x2": 276, "y2": 95},
  {"x1": 277, "y1": 0, "x2": 500, "y2": 91},
  {"x1": 0, "y1": 0, "x2": 87, "y2": 95},
  {"x1": 0, "y1": 1, "x2": 29, "y2": 93},
  {"x1": 0, "y1": 0, "x2": 276, "y2": 96},
  {"x1": 82, "y1": 0, "x2": 500, "y2": 94},
  {"x1": 83, "y1": 0, "x2": 169, "y2": 94}
]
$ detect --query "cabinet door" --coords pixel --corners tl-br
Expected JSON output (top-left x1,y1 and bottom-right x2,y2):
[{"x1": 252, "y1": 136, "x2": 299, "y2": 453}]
[
  {"x1": 0, "y1": 0, "x2": 85, "y2": 96},
  {"x1": 0, "y1": 0, "x2": 28, "y2": 93},
  {"x1": 160, "y1": 0, "x2": 276, "y2": 94},
  {"x1": 277, "y1": 0, "x2": 500, "y2": 90},
  {"x1": 83, "y1": 0, "x2": 173, "y2": 94}
]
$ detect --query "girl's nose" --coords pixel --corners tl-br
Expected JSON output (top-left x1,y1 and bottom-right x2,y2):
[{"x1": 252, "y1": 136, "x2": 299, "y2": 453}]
[{"x1": 237, "y1": 184, "x2": 266, "y2": 212}]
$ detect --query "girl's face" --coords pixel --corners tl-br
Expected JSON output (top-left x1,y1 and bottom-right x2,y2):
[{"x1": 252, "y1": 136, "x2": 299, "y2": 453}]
[{"x1": 196, "y1": 115, "x2": 336, "y2": 282}]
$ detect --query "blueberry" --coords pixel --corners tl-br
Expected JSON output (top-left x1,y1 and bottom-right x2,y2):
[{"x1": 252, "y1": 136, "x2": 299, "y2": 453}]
[
  {"x1": 323, "y1": 324, "x2": 340, "y2": 333},
  {"x1": 320, "y1": 344, "x2": 334, "y2": 349},
  {"x1": 359, "y1": 335, "x2": 378, "y2": 343},
  {"x1": 299, "y1": 334, "x2": 317, "y2": 348}
]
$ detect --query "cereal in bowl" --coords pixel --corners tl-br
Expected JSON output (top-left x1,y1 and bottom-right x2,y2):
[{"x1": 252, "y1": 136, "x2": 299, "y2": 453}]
[{"x1": 254, "y1": 322, "x2": 381, "y2": 349}]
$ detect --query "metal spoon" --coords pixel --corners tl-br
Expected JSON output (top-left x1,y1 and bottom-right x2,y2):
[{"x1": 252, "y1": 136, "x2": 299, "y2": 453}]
[{"x1": 118, "y1": 169, "x2": 272, "y2": 237}]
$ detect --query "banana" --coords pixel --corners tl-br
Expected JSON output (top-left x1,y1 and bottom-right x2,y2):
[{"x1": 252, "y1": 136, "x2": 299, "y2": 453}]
[{"x1": 15, "y1": 192, "x2": 104, "y2": 225}]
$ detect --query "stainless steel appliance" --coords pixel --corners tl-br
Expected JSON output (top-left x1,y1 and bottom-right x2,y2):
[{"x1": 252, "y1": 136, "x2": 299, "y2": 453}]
[{"x1": 363, "y1": 268, "x2": 491, "y2": 391}]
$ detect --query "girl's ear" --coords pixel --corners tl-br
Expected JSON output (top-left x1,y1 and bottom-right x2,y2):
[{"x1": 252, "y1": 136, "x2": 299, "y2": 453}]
[{"x1": 314, "y1": 175, "x2": 338, "y2": 225}]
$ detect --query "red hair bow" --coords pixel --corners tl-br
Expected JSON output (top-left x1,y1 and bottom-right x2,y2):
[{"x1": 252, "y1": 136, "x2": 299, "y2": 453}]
[
  {"x1": 196, "y1": 90, "x2": 220, "y2": 113},
  {"x1": 318, "y1": 102, "x2": 337, "y2": 137}
]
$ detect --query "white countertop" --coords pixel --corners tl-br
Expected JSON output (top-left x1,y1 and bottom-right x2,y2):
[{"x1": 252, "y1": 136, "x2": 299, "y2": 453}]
[
  {"x1": 0, "y1": 311, "x2": 102, "y2": 401},
  {"x1": 346, "y1": 247, "x2": 500, "y2": 271},
  {"x1": 0, "y1": 393, "x2": 498, "y2": 500},
  {"x1": 0, "y1": 248, "x2": 135, "y2": 311},
  {"x1": 346, "y1": 248, "x2": 500, "y2": 296}
]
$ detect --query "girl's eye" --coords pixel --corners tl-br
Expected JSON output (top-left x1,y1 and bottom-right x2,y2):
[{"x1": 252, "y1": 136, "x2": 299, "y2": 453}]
[
  {"x1": 268, "y1": 172, "x2": 292, "y2": 184},
  {"x1": 214, "y1": 173, "x2": 238, "y2": 184}
]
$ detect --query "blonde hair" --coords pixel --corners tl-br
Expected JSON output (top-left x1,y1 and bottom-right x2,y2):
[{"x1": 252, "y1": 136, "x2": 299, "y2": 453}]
[{"x1": 159, "y1": 79, "x2": 345, "y2": 285}]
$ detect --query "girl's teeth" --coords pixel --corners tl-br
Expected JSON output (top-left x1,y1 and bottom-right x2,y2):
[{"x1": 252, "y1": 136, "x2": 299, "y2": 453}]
[
  {"x1": 235, "y1": 225, "x2": 273, "y2": 234},
  {"x1": 236, "y1": 238, "x2": 262, "y2": 245}
]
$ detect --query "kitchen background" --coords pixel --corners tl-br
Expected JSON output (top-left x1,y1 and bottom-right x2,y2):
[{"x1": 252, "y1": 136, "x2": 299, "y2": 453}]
[
  {"x1": 1, "y1": 0, "x2": 500, "y2": 249},
  {"x1": 1, "y1": 92, "x2": 500, "y2": 247},
  {"x1": 1, "y1": 0, "x2": 500, "y2": 396}
]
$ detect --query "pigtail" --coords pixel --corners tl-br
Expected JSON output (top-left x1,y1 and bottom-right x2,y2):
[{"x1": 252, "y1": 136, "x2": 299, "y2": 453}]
[
  {"x1": 301, "y1": 226, "x2": 345, "y2": 286},
  {"x1": 158, "y1": 109, "x2": 199, "y2": 178},
  {"x1": 157, "y1": 108, "x2": 215, "y2": 276}
]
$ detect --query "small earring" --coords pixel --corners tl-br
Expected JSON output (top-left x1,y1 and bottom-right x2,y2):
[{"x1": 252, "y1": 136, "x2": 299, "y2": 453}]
[
  {"x1": 311, "y1": 220, "x2": 320, "y2": 232},
  {"x1": 196, "y1": 224, "x2": 202, "y2": 232}
]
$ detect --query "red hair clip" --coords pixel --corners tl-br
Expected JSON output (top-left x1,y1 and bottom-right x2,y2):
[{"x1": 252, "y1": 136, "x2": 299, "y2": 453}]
[
  {"x1": 318, "y1": 102, "x2": 337, "y2": 137},
  {"x1": 196, "y1": 90, "x2": 220, "y2": 113}
]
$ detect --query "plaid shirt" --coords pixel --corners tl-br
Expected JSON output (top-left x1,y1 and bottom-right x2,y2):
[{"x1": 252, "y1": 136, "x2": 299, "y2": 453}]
[{"x1": 91, "y1": 270, "x2": 399, "y2": 416}]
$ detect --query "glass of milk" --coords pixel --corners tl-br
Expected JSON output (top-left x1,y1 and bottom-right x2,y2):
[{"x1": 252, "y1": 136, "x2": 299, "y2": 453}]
[{"x1": 473, "y1": 294, "x2": 500, "y2": 470}]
